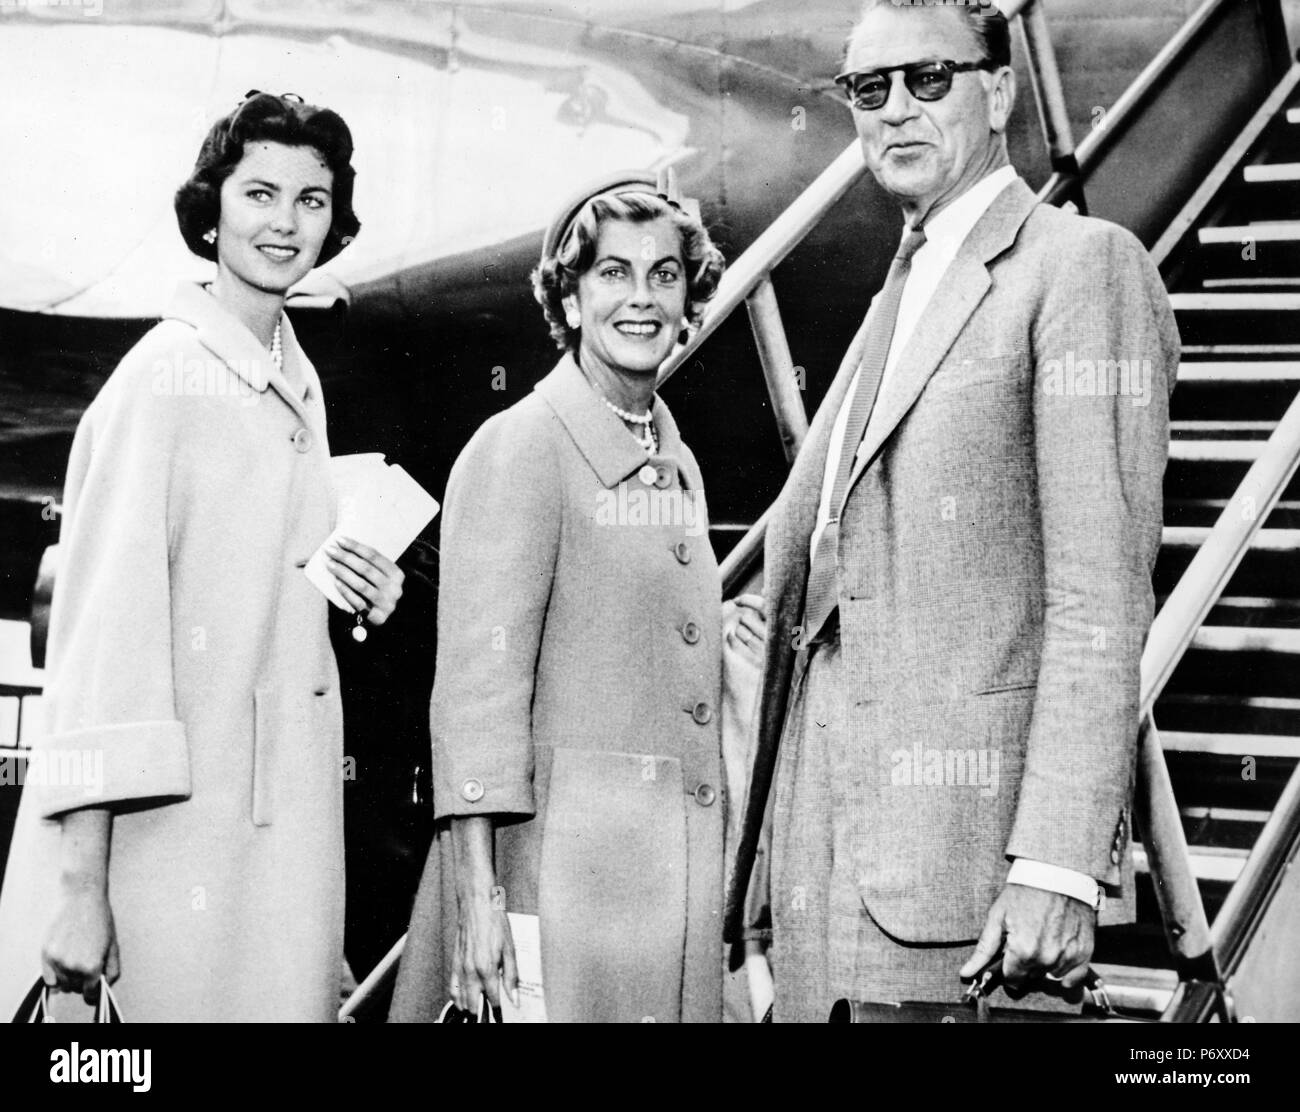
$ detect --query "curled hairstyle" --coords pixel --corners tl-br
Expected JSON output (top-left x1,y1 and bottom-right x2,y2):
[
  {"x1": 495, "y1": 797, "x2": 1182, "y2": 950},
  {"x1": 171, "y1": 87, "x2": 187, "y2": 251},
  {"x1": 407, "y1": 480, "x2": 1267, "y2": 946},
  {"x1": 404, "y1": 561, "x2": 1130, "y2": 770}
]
[
  {"x1": 532, "y1": 192, "x2": 725, "y2": 352},
  {"x1": 174, "y1": 92, "x2": 361, "y2": 266},
  {"x1": 850, "y1": 1, "x2": 1011, "y2": 69}
]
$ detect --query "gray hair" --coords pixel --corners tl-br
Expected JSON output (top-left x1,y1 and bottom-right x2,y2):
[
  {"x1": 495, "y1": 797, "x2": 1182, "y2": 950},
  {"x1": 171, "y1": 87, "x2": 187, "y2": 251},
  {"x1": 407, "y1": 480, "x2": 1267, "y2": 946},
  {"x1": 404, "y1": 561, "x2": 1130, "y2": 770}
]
[{"x1": 846, "y1": 1, "x2": 1012, "y2": 69}]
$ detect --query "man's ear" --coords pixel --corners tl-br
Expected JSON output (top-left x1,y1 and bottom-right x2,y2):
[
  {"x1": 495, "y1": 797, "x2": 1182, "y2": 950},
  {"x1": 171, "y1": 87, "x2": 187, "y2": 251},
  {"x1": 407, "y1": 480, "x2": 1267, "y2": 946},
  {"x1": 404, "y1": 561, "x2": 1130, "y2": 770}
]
[{"x1": 988, "y1": 65, "x2": 1016, "y2": 135}]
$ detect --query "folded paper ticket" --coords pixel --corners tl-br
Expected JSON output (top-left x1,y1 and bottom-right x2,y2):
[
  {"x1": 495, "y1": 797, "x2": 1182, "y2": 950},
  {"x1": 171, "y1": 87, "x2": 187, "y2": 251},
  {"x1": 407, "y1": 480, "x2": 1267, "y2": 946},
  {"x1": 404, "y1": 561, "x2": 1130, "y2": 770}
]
[{"x1": 305, "y1": 454, "x2": 439, "y2": 612}]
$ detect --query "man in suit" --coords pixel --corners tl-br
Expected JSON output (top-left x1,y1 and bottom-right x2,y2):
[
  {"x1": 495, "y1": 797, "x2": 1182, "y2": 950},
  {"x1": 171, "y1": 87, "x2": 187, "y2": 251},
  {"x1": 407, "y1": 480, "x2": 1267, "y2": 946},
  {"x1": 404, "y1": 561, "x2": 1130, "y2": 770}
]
[{"x1": 726, "y1": 0, "x2": 1180, "y2": 1021}]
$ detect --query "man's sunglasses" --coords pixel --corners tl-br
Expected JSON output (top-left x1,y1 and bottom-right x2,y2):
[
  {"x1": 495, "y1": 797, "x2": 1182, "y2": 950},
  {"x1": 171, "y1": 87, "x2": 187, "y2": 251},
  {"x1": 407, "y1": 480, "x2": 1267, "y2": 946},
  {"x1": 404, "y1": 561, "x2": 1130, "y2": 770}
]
[{"x1": 833, "y1": 59, "x2": 996, "y2": 111}]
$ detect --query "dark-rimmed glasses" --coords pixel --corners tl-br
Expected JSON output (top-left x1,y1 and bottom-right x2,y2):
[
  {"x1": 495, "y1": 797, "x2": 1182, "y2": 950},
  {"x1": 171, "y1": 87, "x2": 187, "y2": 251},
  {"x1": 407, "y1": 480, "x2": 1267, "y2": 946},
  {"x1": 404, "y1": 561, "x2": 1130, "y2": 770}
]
[
  {"x1": 241, "y1": 90, "x2": 305, "y2": 105},
  {"x1": 834, "y1": 60, "x2": 994, "y2": 111}
]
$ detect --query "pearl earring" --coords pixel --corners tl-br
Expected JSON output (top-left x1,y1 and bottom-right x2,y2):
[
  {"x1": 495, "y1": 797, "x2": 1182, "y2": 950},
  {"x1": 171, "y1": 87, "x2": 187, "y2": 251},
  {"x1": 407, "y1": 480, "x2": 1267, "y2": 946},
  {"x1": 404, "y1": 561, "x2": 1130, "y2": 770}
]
[
  {"x1": 202, "y1": 228, "x2": 217, "y2": 245},
  {"x1": 565, "y1": 309, "x2": 581, "y2": 330}
]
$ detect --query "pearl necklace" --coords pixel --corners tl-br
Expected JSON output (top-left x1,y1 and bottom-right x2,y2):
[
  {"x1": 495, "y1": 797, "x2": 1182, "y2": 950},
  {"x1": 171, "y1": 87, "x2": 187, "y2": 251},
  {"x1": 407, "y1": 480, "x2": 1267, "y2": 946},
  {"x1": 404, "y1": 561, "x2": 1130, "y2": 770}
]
[
  {"x1": 270, "y1": 321, "x2": 283, "y2": 375},
  {"x1": 600, "y1": 394, "x2": 657, "y2": 455}
]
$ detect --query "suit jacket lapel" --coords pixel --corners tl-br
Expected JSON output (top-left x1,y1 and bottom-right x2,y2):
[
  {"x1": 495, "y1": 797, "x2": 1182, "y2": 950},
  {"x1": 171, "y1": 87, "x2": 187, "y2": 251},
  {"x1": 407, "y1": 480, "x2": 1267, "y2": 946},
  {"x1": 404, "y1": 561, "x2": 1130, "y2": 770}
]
[{"x1": 845, "y1": 178, "x2": 1039, "y2": 497}]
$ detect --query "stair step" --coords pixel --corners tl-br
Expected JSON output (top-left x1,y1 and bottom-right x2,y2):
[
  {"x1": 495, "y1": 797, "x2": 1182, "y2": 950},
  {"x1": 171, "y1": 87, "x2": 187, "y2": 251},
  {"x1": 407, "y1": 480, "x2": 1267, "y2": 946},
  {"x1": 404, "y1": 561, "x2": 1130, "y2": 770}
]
[
  {"x1": 1190, "y1": 626, "x2": 1300, "y2": 654},
  {"x1": 1244, "y1": 163, "x2": 1300, "y2": 183},
  {"x1": 1157, "y1": 694, "x2": 1300, "y2": 735},
  {"x1": 1179, "y1": 804, "x2": 1271, "y2": 824},
  {"x1": 1170, "y1": 292, "x2": 1300, "y2": 310},
  {"x1": 1162, "y1": 731, "x2": 1300, "y2": 758},
  {"x1": 1162, "y1": 526, "x2": 1300, "y2": 550},
  {"x1": 1170, "y1": 419, "x2": 1276, "y2": 436},
  {"x1": 1203, "y1": 277, "x2": 1300, "y2": 289},
  {"x1": 1165, "y1": 501, "x2": 1300, "y2": 530},
  {"x1": 1182, "y1": 344, "x2": 1300, "y2": 355},
  {"x1": 1184, "y1": 593, "x2": 1300, "y2": 624},
  {"x1": 1199, "y1": 224, "x2": 1300, "y2": 245},
  {"x1": 1167, "y1": 439, "x2": 1262, "y2": 461},
  {"x1": 1177, "y1": 360, "x2": 1300, "y2": 381},
  {"x1": 1132, "y1": 844, "x2": 1246, "y2": 883}
]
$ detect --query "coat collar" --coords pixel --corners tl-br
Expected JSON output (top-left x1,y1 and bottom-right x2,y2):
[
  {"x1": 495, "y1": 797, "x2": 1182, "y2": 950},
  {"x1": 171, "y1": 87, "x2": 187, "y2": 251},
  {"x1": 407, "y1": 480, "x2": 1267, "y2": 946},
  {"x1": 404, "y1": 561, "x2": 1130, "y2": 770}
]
[
  {"x1": 534, "y1": 353, "x2": 695, "y2": 489},
  {"x1": 162, "y1": 282, "x2": 319, "y2": 417}
]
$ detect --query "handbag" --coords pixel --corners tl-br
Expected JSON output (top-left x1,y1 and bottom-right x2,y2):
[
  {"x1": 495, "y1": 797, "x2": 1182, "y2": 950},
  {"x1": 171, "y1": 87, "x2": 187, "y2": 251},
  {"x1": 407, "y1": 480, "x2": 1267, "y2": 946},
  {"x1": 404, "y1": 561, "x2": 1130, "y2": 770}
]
[
  {"x1": 436, "y1": 997, "x2": 500, "y2": 1024},
  {"x1": 12, "y1": 978, "x2": 123, "y2": 1023}
]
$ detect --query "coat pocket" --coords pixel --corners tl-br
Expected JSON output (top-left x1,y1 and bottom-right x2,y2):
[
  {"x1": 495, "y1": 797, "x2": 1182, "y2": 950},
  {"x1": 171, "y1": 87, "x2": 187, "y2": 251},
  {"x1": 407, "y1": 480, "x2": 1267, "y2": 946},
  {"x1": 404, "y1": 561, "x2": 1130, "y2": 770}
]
[
  {"x1": 925, "y1": 353, "x2": 1026, "y2": 395},
  {"x1": 251, "y1": 686, "x2": 309, "y2": 827},
  {"x1": 536, "y1": 748, "x2": 688, "y2": 1022}
]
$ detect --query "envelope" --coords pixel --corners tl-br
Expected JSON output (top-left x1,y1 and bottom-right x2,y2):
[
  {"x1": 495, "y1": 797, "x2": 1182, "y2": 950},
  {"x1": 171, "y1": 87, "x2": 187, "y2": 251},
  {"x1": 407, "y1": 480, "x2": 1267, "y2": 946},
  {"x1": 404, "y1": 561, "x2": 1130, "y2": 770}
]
[{"x1": 304, "y1": 454, "x2": 440, "y2": 612}]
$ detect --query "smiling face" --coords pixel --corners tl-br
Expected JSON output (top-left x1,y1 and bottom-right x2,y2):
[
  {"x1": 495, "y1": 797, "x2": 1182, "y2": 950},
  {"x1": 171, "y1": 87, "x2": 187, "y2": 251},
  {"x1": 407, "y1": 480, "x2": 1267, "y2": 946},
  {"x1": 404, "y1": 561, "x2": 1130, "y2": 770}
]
[
  {"x1": 566, "y1": 215, "x2": 688, "y2": 379},
  {"x1": 215, "y1": 140, "x2": 334, "y2": 296},
  {"x1": 846, "y1": 4, "x2": 1013, "y2": 222}
]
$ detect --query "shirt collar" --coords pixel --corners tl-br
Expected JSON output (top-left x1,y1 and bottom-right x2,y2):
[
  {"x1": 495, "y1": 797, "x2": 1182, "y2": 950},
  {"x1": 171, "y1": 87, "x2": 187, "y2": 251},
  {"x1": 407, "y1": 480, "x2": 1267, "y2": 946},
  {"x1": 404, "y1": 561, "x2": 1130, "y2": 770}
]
[
  {"x1": 911, "y1": 164, "x2": 1020, "y2": 250},
  {"x1": 534, "y1": 353, "x2": 689, "y2": 489}
]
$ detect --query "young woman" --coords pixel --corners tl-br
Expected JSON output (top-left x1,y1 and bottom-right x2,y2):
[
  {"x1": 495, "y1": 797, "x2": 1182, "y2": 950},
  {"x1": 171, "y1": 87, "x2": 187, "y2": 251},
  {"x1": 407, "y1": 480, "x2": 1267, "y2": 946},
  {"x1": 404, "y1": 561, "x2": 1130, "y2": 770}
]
[{"x1": 0, "y1": 92, "x2": 403, "y2": 1022}]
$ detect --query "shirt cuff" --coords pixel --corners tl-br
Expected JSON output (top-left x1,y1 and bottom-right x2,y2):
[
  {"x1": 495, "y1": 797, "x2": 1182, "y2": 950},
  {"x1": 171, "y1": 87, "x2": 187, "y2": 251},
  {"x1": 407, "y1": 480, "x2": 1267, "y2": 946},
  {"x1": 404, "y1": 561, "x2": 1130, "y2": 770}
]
[{"x1": 1007, "y1": 857, "x2": 1102, "y2": 909}]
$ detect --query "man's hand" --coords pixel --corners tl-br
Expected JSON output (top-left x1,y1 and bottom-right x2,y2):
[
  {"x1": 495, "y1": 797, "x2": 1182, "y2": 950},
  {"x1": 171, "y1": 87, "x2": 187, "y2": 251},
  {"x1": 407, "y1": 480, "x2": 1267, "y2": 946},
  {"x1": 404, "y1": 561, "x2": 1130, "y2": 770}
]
[{"x1": 959, "y1": 883, "x2": 1095, "y2": 992}]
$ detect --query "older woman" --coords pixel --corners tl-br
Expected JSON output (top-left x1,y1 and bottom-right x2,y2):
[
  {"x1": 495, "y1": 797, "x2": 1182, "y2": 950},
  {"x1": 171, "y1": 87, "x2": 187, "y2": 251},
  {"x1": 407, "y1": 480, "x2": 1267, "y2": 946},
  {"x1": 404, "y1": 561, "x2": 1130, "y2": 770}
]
[
  {"x1": 0, "y1": 92, "x2": 403, "y2": 1021},
  {"x1": 390, "y1": 171, "x2": 763, "y2": 1023}
]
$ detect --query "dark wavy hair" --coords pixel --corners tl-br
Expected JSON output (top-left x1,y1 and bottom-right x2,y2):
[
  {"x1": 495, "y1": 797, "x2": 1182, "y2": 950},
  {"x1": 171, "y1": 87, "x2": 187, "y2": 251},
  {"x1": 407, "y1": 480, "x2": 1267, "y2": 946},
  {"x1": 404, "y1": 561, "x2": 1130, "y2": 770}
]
[
  {"x1": 532, "y1": 192, "x2": 725, "y2": 352},
  {"x1": 174, "y1": 92, "x2": 360, "y2": 266},
  {"x1": 849, "y1": 1, "x2": 1011, "y2": 69}
]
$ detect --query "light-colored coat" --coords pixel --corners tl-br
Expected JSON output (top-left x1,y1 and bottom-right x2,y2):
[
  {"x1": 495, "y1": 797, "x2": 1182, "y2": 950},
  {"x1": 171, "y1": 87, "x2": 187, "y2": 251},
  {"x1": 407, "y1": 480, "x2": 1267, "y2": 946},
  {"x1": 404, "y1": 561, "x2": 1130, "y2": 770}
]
[
  {"x1": 727, "y1": 180, "x2": 1181, "y2": 943},
  {"x1": 0, "y1": 283, "x2": 346, "y2": 1022},
  {"x1": 390, "y1": 354, "x2": 725, "y2": 1023}
]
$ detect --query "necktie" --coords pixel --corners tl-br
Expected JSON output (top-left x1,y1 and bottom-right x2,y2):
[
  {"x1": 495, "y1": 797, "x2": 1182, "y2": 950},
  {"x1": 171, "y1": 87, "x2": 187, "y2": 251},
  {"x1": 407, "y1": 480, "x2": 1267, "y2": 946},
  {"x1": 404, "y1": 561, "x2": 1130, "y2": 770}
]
[{"x1": 800, "y1": 224, "x2": 927, "y2": 646}]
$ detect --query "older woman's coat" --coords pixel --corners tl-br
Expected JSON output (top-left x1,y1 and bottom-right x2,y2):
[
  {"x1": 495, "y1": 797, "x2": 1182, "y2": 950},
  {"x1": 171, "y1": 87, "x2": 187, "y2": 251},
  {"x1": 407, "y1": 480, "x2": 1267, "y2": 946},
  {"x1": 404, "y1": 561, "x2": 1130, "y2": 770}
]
[
  {"x1": 0, "y1": 283, "x2": 346, "y2": 1022},
  {"x1": 390, "y1": 355, "x2": 725, "y2": 1023}
]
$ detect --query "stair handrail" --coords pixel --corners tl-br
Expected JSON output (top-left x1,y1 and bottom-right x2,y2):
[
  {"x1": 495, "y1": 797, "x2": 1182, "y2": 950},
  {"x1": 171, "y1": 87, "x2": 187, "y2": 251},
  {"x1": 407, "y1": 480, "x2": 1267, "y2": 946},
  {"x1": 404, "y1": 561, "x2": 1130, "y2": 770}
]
[
  {"x1": 1140, "y1": 397, "x2": 1300, "y2": 721},
  {"x1": 1145, "y1": 390, "x2": 1300, "y2": 1005},
  {"x1": 1040, "y1": 0, "x2": 1290, "y2": 206}
]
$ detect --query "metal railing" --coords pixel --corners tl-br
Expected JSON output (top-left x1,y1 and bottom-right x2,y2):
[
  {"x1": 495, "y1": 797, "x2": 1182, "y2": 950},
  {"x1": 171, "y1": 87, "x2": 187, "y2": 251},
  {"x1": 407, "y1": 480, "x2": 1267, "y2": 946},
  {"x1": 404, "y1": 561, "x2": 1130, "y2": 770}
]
[{"x1": 1149, "y1": 387, "x2": 1300, "y2": 1019}]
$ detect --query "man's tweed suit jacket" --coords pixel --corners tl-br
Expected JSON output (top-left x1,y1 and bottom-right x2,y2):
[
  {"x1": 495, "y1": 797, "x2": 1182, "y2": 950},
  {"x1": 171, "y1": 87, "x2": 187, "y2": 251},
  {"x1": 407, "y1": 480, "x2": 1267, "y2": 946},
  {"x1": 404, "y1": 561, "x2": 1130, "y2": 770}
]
[{"x1": 726, "y1": 178, "x2": 1181, "y2": 943}]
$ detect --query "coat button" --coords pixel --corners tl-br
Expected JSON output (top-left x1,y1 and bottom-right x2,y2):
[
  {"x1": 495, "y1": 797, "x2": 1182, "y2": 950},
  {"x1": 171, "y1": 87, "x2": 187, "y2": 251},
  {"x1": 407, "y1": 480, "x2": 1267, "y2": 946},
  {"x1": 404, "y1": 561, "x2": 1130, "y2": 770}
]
[
  {"x1": 673, "y1": 541, "x2": 691, "y2": 565},
  {"x1": 638, "y1": 464, "x2": 657, "y2": 486},
  {"x1": 292, "y1": 427, "x2": 313, "y2": 453},
  {"x1": 654, "y1": 465, "x2": 672, "y2": 489},
  {"x1": 691, "y1": 701, "x2": 713, "y2": 725},
  {"x1": 461, "y1": 778, "x2": 485, "y2": 803},
  {"x1": 681, "y1": 621, "x2": 701, "y2": 644},
  {"x1": 694, "y1": 784, "x2": 716, "y2": 807}
]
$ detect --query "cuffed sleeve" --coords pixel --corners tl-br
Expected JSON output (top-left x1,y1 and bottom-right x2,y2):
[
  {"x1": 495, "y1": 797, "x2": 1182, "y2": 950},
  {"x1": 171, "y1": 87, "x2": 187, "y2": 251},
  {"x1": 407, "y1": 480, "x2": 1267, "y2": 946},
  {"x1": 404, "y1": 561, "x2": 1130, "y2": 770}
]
[
  {"x1": 36, "y1": 349, "x2": 191, "y2": 819},
  {"x1": 1005, "y1": 222, "x2": 1180, "y2": 883},
  {"x1": 34, "y1": 721, "x2": 189, "y2": 820},
  {"x1": 430, "y1": 405, "x2": 560, "y2": 821}
]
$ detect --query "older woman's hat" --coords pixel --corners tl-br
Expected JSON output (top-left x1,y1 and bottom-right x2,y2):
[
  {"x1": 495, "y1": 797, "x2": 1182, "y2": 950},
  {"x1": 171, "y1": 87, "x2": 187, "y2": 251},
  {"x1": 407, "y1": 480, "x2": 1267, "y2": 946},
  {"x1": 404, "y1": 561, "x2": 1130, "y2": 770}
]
[{"x1": 540, "y1": 166, "x2": 701, "y2": 263}]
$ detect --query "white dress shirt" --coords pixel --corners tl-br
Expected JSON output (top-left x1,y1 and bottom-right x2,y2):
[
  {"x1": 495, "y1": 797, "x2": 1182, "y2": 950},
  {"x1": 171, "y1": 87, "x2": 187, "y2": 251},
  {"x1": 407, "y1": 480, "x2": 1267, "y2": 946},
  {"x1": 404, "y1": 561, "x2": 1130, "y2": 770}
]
[
  {"x1": 807, "y1": 164, "x2": 1103, "y2": 907},
  {"x1": 810, "y1": 164, "x2": 1019, "y2": 561}
]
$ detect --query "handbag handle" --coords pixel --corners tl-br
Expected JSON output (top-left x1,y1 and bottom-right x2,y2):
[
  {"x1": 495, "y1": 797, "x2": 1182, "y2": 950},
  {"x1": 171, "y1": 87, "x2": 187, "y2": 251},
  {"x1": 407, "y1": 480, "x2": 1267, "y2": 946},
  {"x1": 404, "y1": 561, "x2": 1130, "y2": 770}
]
[
  {"x1": 11, "y1": 979, "x2": 123, "y2": 1023},
  {"x1": 436, "y1": 996, "x2": 500, "y2": 1023}
]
